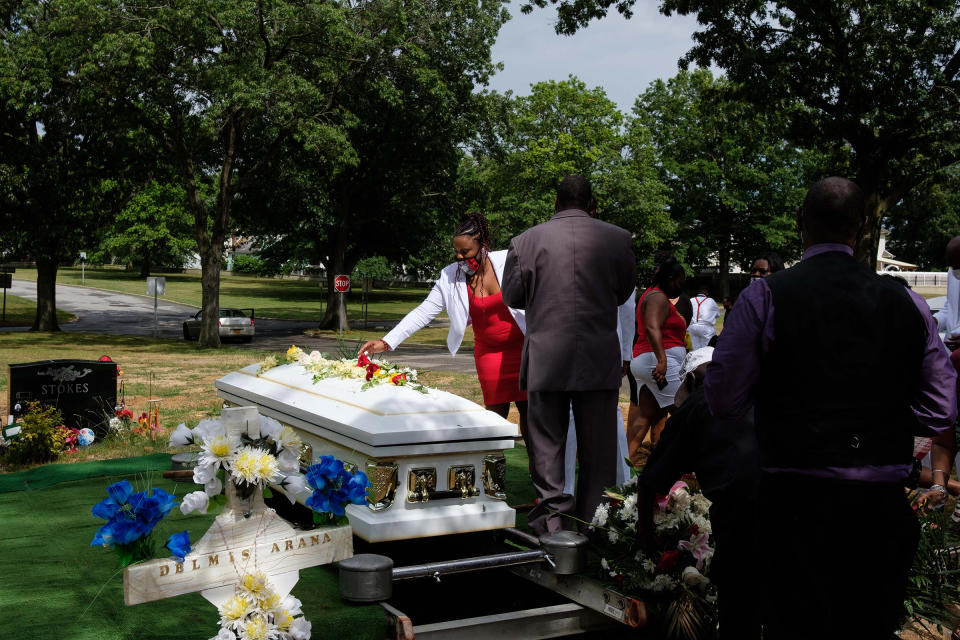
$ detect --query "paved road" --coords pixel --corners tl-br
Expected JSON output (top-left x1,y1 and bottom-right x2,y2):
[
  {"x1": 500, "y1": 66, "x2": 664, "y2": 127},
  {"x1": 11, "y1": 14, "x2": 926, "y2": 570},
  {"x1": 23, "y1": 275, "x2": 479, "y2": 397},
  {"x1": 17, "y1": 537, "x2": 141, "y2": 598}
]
[{"x1": 3, "y1": 279, "x2": 479, "y2": 375}]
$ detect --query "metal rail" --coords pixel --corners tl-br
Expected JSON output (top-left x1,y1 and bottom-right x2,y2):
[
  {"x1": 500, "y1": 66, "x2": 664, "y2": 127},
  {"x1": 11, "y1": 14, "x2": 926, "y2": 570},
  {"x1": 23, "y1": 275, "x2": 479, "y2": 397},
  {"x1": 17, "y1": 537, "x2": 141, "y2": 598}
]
[{"x1": 392, "y1": 549, "x2": 547, "y2": 581}]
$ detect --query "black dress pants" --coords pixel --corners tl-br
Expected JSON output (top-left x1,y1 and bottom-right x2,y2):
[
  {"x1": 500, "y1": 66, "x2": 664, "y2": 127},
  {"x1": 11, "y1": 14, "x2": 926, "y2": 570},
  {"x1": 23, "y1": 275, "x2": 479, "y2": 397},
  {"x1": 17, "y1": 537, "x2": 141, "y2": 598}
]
[{"x1": 758, "y1": 473, "x2": 919, "y2": 640}]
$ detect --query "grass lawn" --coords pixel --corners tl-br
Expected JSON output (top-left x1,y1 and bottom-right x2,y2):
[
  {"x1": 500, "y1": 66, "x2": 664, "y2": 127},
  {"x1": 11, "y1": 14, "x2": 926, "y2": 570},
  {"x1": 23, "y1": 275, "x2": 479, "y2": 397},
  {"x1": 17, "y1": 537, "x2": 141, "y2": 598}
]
[
  {"x1": 14, "y1": 266, "x2": 442, "y2": 323},
  {"x1": 0, "y1": 292, "x2": 75, "y2": 327},
  {"x1": 0, "y1": 332, "x2": 485, "y2": 472}
]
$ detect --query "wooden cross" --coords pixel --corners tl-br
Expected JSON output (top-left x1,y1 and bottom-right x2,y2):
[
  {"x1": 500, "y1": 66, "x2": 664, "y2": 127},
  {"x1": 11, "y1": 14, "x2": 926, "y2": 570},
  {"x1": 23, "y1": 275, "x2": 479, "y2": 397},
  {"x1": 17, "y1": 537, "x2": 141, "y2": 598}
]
[{"x1": 124, "y1": 407, "x2": 353, "y2": 607}]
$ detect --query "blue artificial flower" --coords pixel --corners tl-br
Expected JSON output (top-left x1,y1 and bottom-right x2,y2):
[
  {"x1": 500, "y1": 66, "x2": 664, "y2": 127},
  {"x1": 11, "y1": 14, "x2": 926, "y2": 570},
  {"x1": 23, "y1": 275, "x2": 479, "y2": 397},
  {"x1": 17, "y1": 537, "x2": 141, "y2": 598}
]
[
  {"x1": 107, "y1": 480, "x2": 134, "y2": 505},
  {"x1": 165, "y1": 531, "x2": 191, "y2": 562},
  {"x1": 346, "y1": 471, "x2": 371, "y2": 504},
  {"x1": 305, "y1": 490, "x2": 331, "y2": 514},
  {"x1": 305, "y1": 465, "x2": 328, "y2": 492},
  {"x1": 92, "y1": 496, "x2": 122, "y2": 520}
]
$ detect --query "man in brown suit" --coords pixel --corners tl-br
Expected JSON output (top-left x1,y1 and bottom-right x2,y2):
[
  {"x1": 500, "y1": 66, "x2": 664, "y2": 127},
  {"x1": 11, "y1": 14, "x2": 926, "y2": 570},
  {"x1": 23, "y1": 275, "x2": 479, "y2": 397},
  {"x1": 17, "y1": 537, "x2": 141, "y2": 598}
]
[{"x1": 501, "y1": 175, "x2": 637, "y2": 534}]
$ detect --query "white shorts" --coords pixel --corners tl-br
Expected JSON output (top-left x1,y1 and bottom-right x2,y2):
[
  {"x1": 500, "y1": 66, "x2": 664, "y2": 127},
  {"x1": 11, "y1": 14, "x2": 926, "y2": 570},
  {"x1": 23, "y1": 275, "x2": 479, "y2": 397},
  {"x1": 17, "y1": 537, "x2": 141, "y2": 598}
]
[{"x1": 630, "y1": 346, "x2": 687, "y2": 408}]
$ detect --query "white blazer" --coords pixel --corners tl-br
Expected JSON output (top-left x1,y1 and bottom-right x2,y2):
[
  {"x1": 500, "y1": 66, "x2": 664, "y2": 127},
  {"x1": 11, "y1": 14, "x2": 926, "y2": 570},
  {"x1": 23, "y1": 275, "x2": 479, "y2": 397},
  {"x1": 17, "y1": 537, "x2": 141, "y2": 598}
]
[{"x1": 383, "y1": 250, "x2": 526, "y2": 356}]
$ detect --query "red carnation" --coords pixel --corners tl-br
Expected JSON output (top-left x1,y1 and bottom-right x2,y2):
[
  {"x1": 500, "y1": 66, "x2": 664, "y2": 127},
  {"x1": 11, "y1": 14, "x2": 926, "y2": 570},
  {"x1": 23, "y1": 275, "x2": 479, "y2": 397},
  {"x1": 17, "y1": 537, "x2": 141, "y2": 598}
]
[
  {"x1": 656, "y1": 549, "x2": 681, "y2": 573},
  {"x1": 689, "y1": 523, "x2": 699, "y2": 536},
  {"x1": 365, "y1": 363, "x2": 380, "y2": 381},
  {"x1": 390, "y1": 373, "x2": 407, "y2": 385},
  {"x1": 357, "y1": 352, "x2": 370, "y2": 368}
]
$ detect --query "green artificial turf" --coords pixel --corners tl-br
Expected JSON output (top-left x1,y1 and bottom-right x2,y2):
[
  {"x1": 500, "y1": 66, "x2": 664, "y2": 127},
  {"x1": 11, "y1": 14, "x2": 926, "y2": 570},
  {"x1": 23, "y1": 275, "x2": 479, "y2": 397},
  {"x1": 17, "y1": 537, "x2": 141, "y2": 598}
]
[{"x1": 0, "y1": 458, "x2": 387, "y2": 639}]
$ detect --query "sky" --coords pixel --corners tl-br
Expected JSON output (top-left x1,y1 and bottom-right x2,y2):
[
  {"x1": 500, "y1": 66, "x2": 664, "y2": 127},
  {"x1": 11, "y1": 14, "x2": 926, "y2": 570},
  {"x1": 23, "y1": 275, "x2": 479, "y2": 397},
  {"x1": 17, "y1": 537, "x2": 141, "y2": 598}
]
[{"x1": 486, "y1": 1, "x2": 709, "y2": 114}]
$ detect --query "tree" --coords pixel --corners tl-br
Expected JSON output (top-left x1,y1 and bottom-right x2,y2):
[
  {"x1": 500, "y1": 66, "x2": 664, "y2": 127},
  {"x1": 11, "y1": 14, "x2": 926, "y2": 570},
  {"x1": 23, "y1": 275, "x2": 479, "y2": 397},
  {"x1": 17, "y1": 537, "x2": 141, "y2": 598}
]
[
  {"x1": 884, "y1": 167, "x2": 960, "y2": 271},
  {"x1": 72, "y1": 0, "x2": 357, "y2": 346},
  {"x1": 464, "y1": 78, "x2": 672, "y2": 271},
  {"x1": 633, "y1": 69, "x2": 811, "y2": 295},
  {"x1": 0, "y1": 1, "x2": 131, "y2": 330},
  {"x1": 94, "y1": 180, "x2": 197, "y2": 276},
  {"x1": 236, "y1": 0, "x2": 509, "y2": 330},
  {"x1": 522, "y1": 0, "x2": 960, "y2": 267}
]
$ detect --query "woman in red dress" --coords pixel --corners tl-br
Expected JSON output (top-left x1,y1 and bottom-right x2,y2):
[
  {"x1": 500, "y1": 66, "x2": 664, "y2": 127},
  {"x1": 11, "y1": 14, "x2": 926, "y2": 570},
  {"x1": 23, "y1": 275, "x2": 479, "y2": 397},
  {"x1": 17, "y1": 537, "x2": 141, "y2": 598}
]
[{"x1": 359, "y1": 213, "x2": 527, "y2": 432}]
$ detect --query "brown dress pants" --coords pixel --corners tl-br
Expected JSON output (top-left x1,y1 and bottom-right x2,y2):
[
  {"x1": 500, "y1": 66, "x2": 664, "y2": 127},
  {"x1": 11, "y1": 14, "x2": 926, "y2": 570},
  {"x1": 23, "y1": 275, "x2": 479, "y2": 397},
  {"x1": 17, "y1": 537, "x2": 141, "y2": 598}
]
[{"x1": 525, "y1": 389, "x2": 619, "y2": 535}]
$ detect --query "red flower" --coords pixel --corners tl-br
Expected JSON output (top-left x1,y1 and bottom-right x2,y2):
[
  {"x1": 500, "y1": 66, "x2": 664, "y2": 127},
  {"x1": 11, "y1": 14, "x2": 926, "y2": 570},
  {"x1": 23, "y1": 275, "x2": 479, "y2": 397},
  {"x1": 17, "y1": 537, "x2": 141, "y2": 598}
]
[
  {"x1": 357, "y1": 352, "x2": 370, "y2": 368},
  {"x1": 613, "y1": 573, "x2": 625, "y2": 588},
  {"x1": 390, "y1": 373, "x2": 407, "y2": 385},
  {"x1": 656, "y1": 549, "x2": 681, "y2": 573},
  {"x1": 689, "y1": 523, "x2": 699, "y2": 536},
  {"x1": 365, "y1": 363, "x2": 380, "y2": 381}
]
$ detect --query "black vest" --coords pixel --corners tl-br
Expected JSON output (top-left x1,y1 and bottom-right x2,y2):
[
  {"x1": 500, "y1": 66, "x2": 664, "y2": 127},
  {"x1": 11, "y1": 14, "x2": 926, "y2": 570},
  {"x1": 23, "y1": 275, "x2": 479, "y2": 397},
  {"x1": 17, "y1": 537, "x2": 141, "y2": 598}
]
[{"x1": 755, "y1": 251, "x2": 926, "y2": 469}]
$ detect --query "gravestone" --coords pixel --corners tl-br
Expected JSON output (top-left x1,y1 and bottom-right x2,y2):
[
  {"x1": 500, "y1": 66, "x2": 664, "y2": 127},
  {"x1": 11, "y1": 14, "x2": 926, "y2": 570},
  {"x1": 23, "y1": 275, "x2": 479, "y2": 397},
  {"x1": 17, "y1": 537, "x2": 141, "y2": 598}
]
[
  {"x1": 124, "y1": 407, "x2": 353, "y2": 608},
  {"x1": 8, "y1": 360, "x2": 117, "y2": 431}
]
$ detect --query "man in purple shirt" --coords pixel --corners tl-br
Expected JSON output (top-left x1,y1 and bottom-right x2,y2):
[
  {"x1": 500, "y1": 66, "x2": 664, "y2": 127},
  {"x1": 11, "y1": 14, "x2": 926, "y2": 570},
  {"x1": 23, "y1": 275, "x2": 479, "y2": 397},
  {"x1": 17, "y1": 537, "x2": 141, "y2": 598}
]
[{"x1": 706, "y1": 177, "x2": 957, "y2": 639}]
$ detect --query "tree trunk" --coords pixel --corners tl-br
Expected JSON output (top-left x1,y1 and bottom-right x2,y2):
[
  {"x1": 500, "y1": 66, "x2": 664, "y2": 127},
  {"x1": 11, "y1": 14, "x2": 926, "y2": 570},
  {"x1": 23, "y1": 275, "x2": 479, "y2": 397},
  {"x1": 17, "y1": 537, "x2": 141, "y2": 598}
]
[
  {"x1": 318, "y1": 220, "x2": 353, "y2": 331},
  {"x1": 198, "y1": 244, "x2": 223, "y2": 347},
  {"x1": 717, "y1": 241, "x2": 731, "y2": 299},
  {"x1": 139, "y1": 250, "x2": 152, "y2": 278},
  {"x1": 33, "y1": 258, "x2": 60, "y2": 332},
  {"x1": 855, "y1": 190, "x2": 886, "y2": 270}
]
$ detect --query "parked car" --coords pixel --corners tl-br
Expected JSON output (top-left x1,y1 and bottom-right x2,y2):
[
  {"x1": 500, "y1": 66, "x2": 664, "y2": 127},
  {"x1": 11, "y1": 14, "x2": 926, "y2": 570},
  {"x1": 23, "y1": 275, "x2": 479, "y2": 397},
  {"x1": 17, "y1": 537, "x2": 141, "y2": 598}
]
[{"x1": 183, "y1": 308, "x2": 255, "y2": 342}]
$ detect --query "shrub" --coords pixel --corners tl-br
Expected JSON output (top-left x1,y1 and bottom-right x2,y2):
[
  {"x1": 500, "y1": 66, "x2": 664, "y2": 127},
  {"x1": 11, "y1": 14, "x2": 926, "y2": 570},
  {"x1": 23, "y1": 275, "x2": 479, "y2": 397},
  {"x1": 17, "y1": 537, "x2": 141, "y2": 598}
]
[
  {"x1": 229, "y1": 254, "x2": 266, "y2": 275},
  {"x1": 5, "y1": 402, "x2": 67, "y2": 464}
]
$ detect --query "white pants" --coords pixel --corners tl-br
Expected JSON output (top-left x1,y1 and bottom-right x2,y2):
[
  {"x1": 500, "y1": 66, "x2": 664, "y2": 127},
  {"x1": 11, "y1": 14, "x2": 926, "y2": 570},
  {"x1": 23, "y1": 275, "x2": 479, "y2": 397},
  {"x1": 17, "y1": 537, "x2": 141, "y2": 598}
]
[
  {"x1": 688, "y1": 323, "x2": 716, "y2": 350},
  {"x1": 563, "y1": 404, "x2": 630, "y2": 495}
]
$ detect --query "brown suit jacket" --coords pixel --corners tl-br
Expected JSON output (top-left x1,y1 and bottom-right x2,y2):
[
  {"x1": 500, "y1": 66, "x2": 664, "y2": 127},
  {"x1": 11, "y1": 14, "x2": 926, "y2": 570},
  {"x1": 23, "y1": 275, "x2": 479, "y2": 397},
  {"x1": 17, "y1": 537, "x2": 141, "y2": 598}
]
[{"x1": 501, "y1": 209, "x2": 636, "y2": 391}]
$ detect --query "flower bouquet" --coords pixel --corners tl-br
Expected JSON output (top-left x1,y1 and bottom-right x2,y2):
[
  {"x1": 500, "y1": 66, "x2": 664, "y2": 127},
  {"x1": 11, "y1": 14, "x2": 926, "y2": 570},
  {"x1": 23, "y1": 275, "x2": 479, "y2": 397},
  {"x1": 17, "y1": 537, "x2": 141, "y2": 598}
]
[
  {"x1": 90, "y1": 479, "x2": 187, "y2": 567},
  {"x1": 588, "y1": 473, "x2": 717, "y2": 639},
  {"x1": 212, "y1": 571, "x2": 312, "y2": 640},
  {"x1": 304, "y1": 455, "x2": 371, "y2": 526},
  {"x1": 259, "y1": 345, "x2": 428, "y2": 393}
]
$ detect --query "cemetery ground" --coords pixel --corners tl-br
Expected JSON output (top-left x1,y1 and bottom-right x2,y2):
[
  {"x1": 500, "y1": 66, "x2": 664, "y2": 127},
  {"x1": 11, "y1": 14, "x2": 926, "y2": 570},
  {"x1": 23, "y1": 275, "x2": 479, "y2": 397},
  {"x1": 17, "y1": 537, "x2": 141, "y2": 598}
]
[
  {"x1": 0, "y1": 332, "x2": 541, "y2": 640},
  {"x1": 0, "y1": 292, "x2": 74, "y2": 327}
]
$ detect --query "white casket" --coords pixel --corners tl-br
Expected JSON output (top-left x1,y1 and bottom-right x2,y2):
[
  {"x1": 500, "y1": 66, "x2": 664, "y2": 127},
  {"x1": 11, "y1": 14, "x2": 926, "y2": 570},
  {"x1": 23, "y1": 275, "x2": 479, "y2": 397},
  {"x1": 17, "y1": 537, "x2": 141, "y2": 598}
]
[{"x1": 215, "y1": 364, "x2": 517, "y2": 542}]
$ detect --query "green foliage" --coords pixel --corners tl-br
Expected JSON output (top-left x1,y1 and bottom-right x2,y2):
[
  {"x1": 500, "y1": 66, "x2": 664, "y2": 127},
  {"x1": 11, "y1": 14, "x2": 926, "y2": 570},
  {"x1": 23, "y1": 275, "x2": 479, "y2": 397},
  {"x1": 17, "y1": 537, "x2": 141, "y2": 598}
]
[
  {"x1": 4, "y1": 402, "x2": 67, "y2": 465},
  {"x1": 520, "y1": 0, "x2": 960, "y2": 267},
  {"x1": 901, "y1": 501, "x2": 960, "y2": 634},
  {"x1": 353, "y1": 256, "x2": 394, "y2": 282},
  {"x1": 885, "y1": 167, "x2": 960, "y2": 271},
  {"x1": 633, "y1": 69, "x2": 811, "y2": 292},
  {"x1": 230, "y1": 254, "x2": 268, "y2": 276},
  {"x1": 463, "y1": 78, "x2": 672, "y2": 265}
]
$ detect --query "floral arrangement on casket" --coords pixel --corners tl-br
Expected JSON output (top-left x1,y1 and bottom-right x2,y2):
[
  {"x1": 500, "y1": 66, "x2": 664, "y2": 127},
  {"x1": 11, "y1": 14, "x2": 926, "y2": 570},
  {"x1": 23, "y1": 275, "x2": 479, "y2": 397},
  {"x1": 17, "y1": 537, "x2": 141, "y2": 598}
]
[
  {"x1": 212, "y1": 571, "x2": 312, "y2": 640},
  {"x1": 259, "y1": 345, "x2": 428, "y2": 393},
  {"x1": 170, "y1": 414, "x2": 370, "y2": 524},
  {"x1": 90, "y1": 479, "x2": 186, "y2": 567},
  {"x1": 589, "y1": 473, "x2": 717, "y2": 639}
]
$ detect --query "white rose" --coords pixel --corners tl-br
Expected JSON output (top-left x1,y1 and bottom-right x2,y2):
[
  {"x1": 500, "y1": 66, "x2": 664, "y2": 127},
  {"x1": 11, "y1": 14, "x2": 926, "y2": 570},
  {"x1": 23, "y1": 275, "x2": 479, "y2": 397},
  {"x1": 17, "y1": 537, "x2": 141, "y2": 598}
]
[
  {"x1": 281, "y1": 595, "x2": 303, "y2": 616},
  {"x1": 682, "y1": 566, "x2": 710, "y2": 587},
  {"x1": 193, "y1": 463, "x2": 216, "y2": 486},
  {"x1": 258, "y1": 415, "x2": 283, "y2": 442},
  {"x1": 169, "y1": 423, "x2": 195, "y2": 447},
  {"x1": 277, "y1": 447, "x2": 300, "y2": 473},
  {"x1": 192, "y1": 418, "x2": 223, "y2": 442},
  {"x1": 279, "y1": 473, "x2": 310, "y2": 504},
  {"x1": 181, "y1": 491, "x2": 210, "y2": 515},
  {"x1": 204, "y1": 475, "x2": 223, "y2": 497},
  {"x1": 289, "y1": 618, "x2": 311, "y2": 640}
]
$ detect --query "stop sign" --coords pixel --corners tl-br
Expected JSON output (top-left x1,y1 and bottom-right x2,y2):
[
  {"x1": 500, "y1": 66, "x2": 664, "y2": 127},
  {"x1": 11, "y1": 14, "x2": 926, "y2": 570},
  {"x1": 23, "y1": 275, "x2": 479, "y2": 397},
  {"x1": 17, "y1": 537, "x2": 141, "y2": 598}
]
[{"x1": 334, "y1": 274, "x2": 351, "y2": 293}]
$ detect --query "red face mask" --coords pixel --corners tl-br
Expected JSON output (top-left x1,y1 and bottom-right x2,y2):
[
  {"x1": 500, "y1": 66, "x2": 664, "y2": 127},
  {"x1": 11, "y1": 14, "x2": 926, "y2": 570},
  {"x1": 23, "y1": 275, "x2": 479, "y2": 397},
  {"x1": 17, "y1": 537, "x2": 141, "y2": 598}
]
[{"x1": 459, "y1": 248, "x2": 483, "y2": 276}]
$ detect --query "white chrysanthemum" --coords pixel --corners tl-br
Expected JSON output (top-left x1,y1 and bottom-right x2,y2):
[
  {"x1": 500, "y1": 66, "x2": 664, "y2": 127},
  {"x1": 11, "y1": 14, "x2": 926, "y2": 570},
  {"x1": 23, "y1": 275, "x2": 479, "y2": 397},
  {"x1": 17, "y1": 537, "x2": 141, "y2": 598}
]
[
  {"x1": 642, "y1": 559, "x2": 657, "y2": 573},
  {"x1": 211, "y1": 628, "x2": 235, "y2": 640},
  {"x1": 274, "y1": 426, "x2": 302, "y2": 453},
  {"x1": 169, "y1": 423, "x2": 194, "y2": 446},
  {"x1": 238, "y1": 572, "x2": 271, "y2": 601},
  {"x1": 600, "y1": 558, "x2": 610, "y2": 570},
  {"x1": 607, "y1": 528, "x2": 619, "y2": 544},
  {"x1": 258, "y1": 589, "x2": 282, "y2": 611},
  {"x1": 620, "y1": 494, "x2": 638, "y2": 521},
  {"x1": 109, "y1": 417, "x2": 123, "y2": 432},
  {"x1": 274, "y1": 608, "x2": 295, "y2": 631},
  {"x1": 257, "y1": 416, "x2": 283, "y2": 442},
  {"x1": 622, "y1": 475, "x2": 638, "y2": 488},
  {"x1": 591, "y1": 503, "x2": 609, "y2": 528},
  {"x1": 691, "y1": 514, "x2": 712, "y2": 535},
  {"x1": 238, "y1": 615, "x2": 278, "y2": 640},
  {"x1": 289, "y1": 617, "x2": 311, "y2": 640},
  {"x1": 180, "y1": 490, "x2": 210, "y2": 515},
  {"x1": 199, "y1": 433, "x2": 241, "y2": 468},
  {"x1": 218, "y1": 593, "x2": 252, "y2": 629},
  {"x1": 649, "y1": 574, "x2": 677, "y2": 592},
  {"x1": 230, "y1": 447, "x2": 279, "y2": 485}
]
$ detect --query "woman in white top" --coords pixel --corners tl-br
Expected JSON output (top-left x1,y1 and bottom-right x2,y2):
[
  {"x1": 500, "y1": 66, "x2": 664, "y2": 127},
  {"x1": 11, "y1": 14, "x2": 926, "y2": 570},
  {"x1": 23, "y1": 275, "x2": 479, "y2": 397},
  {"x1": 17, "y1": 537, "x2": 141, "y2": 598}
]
[{"x1": 359, "y1": 212, "x2": 528, "y2": 433}]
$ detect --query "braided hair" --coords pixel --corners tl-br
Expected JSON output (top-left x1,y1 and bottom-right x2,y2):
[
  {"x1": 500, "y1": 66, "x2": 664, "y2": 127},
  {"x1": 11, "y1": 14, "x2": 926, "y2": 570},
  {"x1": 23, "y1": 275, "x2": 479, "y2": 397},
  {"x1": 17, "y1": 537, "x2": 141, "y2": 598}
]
[{"x1": 454, "y1": 211, "x2": 492, "y2": 289}]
